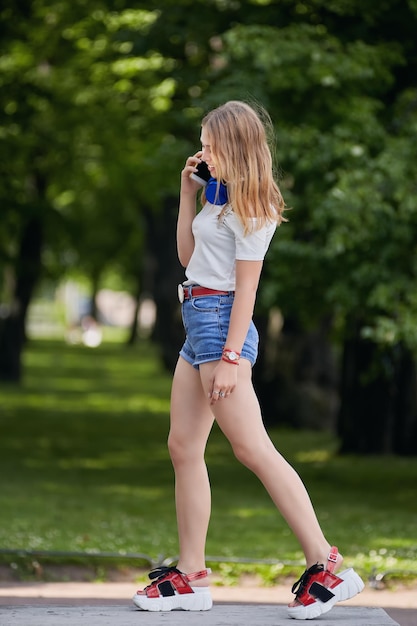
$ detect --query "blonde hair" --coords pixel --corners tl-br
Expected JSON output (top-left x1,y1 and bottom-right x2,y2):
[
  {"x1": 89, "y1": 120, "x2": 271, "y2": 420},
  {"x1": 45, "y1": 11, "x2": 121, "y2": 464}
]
[{"x1": 201, "y1": 100, "x2": 286, "y2": 232}]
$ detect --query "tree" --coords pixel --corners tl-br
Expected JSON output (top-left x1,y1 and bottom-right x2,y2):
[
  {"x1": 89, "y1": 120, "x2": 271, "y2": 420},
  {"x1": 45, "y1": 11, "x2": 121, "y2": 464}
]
[
  {"x1": 202, "y1": 0, "x2": 417, "y2": 453},
  {"x1": 2, "y1": 0, "x2": 417, "y2": 456},
  {"x1": 0, "y1": 0, "x2": 179, "y2": 379}
]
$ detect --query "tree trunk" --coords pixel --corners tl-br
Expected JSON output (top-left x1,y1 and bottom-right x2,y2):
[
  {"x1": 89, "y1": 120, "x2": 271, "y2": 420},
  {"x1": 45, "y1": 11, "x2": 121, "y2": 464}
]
[
  {"x1": 90, "y1": 271, "x2": 100, "y2": 321},
  {"x1": 0, "y1": 315, "x2": 22, "y2": 382},
  {"x1": 254, "y1": 312, "x2": 339, "y2": 431},
  {"x1": 0, "y1": 200, "x2": 44, "y2": 381},
  {"x1": 127, "y1": 234, "x2": 157, "y2": 347},
  {"x1": 127, "y1": 288, "x2": 140, "y2": 347},
  {"x1": 338, "y1": 322, "x2": 417, "y2": 455},
  {"x1": 143, "y1": 199, "x2": 185, "y2": 371}
]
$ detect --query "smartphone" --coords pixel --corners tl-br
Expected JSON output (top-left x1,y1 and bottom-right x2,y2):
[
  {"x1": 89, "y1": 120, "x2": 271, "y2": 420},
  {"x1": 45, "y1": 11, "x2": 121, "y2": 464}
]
[{"x1": 190, "y1": 160, "x2": 211, "y2": 186}]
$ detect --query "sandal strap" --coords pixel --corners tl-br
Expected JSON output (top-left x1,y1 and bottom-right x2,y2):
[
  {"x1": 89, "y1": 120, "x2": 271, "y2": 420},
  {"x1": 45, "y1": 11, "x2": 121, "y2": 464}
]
[
  {"x1": 145, "y1": 566, "x2": 191, "y2": 598},
  {"x1": 326, "y1": 546, "x2": 339, "y2": 574},
  {"x1": 186, "y1": 568, "x2": 212, "y2": 582},
  {"x1": 148, "y1": 566, "x2": 180, "y2": 581},
  {"x1": 291, "y1": 563, "x2": 324, "y2": 596},
  {"x1": 291, "y1": 549, "x2": 342, "y2": 608},
  {"x1": 140, "y1": 566, "x2": 211, "y2": 599}
]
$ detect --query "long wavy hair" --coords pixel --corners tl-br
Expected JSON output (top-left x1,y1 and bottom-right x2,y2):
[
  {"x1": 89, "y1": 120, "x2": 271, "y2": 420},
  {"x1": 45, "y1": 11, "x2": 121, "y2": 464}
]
[{"x1": 200, "y1": 100, "x2": 286, "y2": 232}]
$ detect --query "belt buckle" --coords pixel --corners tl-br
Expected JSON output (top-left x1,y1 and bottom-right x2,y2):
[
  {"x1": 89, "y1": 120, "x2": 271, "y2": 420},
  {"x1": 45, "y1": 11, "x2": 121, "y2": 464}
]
[{"x1": 178, "y1": 284, "x2": 185, "y2": 303}]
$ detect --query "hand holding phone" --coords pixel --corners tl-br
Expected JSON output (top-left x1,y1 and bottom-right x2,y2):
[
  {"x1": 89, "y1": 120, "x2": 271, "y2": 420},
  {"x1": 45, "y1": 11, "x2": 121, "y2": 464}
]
[{"x1": 190, "y1": 160, "x2": 211, "y2": 186}]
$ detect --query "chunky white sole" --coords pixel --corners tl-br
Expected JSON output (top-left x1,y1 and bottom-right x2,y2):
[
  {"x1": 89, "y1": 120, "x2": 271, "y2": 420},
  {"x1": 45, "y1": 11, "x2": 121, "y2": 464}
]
[
  {"x1": 132, "y1": 587, "x2": 212, "y2": 612},
  {"x1": 287, "y1": 568, "x2": 365, "y2": 620}
]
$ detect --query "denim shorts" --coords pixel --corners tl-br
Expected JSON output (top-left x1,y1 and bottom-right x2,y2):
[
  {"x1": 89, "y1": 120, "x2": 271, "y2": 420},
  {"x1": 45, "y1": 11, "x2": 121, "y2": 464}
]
[{"x1": 179, "y1": 291, "x2": 259, "y2": 369}]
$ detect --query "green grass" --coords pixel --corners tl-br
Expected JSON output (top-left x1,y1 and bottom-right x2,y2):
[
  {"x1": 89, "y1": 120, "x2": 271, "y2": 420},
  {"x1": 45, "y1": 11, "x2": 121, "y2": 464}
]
[{"x1": 0, "y1": 338, "x2": 417, "y2": 585}]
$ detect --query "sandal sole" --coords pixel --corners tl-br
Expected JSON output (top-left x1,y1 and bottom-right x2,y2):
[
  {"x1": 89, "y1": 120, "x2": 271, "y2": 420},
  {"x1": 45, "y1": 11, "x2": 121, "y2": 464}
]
[{"x1": 132, "y1": 588, "x2": 212, "y2": 611}]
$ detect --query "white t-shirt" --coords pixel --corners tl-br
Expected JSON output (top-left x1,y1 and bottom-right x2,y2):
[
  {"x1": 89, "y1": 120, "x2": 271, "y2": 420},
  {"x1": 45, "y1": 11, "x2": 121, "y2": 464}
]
[{"x1": 184, "y1": 202, "x2": 277, "y2": 291}]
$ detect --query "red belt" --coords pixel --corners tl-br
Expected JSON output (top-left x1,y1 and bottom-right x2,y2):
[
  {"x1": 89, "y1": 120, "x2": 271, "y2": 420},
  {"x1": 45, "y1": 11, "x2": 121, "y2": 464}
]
[{"x1": 178, "y1": 284, "x2": 232, "y2": 303}]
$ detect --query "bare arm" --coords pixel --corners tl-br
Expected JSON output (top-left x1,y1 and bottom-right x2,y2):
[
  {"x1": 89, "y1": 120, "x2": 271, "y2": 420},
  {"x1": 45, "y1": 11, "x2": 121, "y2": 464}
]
[
  {"x1": 226, "y1": 259, "x2": 263, "y2": 351},
  {"x1": 177, "y1": 152, "x2": 202, "y2": 267},
  {"x1": 208, "y1": 259, "x2": 263, "y2": 404}
]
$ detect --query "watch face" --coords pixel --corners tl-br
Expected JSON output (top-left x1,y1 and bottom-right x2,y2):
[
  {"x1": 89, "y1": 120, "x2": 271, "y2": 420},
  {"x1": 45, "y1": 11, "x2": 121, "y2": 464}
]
[{"x1": 228, "y1": 351, "x2": 238, "y2": 360}]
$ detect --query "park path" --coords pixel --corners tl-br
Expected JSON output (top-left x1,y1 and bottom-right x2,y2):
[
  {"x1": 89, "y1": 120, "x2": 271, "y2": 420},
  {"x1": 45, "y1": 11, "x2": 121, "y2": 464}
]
[{"x1": 0, "y1": 581, "x2": 416, "y2": 625}]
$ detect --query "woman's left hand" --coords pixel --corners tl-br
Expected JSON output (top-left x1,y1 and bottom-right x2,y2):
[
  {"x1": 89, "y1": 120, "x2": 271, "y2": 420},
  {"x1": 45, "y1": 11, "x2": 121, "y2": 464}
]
[{"x1": 208, "y1": 360, "x2": 238, "y2": 405}]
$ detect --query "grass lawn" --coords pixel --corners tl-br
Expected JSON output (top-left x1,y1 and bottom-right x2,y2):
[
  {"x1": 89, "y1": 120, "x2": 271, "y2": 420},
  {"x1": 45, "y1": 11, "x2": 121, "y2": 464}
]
[{"x1": 0, "y1": 337, "x2": 416, "y2": 585}]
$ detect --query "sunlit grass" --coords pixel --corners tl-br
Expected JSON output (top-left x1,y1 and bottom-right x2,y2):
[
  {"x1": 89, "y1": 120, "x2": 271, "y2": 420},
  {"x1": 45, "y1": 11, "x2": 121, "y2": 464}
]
[{"x1": 0, "y1": 338, "x2": 417, "y2": 584}]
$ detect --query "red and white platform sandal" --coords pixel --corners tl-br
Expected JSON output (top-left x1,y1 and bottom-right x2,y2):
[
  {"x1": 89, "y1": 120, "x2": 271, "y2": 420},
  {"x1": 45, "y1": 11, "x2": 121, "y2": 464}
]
[
  {"x1": 132, "y1": 566, "x2": 212, "y2": 611},
  {"x1": 287, "y1": 547, "x2": 364, "y2": 620}
]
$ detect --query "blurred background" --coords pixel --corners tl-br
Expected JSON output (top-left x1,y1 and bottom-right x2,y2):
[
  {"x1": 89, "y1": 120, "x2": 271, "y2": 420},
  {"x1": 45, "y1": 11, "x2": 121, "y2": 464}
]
[{"x1": 1, "y1": 1, "x2": 417, "y2": 580}]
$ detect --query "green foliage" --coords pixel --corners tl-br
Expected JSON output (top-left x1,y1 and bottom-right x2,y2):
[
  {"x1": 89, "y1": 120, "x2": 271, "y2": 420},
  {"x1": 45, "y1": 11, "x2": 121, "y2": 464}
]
[
  {"x1": 0, "y1": 339, "x2": 416, "y2": 581},
  {"x1": 0, "y1": 0, "x2": 181, "y2": 296},
  {"x1": 1, "y1": 1, "x2": 417, "y2": 446},
  {"x1": 203, "y1": 3, "x2": 417, "y2": 354}
]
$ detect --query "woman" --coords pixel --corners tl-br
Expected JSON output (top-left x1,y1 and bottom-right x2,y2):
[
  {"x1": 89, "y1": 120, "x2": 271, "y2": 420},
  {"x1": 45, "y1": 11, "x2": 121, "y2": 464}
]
[{"x1": 133, "y1": 101, "x2": 364, "y2": 619}]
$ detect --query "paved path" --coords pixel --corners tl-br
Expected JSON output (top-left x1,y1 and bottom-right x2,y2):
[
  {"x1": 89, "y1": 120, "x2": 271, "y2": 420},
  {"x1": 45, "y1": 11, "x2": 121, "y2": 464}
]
[
  {"x1": 1, "y1": 581, "x2": 415, "y2": 626},
  {"x1": 0, "y1": 604, "x2": 400, "y2": 626}
]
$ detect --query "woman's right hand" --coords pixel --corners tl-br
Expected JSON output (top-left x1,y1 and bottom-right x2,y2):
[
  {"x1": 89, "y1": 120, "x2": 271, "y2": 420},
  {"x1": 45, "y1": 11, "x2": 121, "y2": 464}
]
[{"x1": 180, "y1": 151, "x2": 203, "y2": 195}]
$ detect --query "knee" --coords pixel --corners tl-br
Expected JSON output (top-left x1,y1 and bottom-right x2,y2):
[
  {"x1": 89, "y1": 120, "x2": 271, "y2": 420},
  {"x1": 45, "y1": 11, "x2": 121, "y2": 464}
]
[
  {"x1": 167, "y1": 432, "x2": 183, "y2": 466},
  {"x1": 232, "y1": 443, "x2": 262, "y2": 472},
  {"x1": 232, "y1": 435, "x2": 275, "y2": 473},
  {"x1": 168, "y1": 432, "x2": 200, "y2": 468}
]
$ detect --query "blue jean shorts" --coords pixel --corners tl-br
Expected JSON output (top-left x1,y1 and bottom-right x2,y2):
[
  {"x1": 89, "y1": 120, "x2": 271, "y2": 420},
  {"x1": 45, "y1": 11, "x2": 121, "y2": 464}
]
[{"x1": 179, "y1": 291, "x2": 259, "y2": 370}]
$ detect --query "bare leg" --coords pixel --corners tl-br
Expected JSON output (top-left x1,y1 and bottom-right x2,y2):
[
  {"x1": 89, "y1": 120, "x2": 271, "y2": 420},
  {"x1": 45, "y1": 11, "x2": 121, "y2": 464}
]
[
  {"x1": 199, "y1": 360, "x2": 340, "y2": 573},
  {"x1": 168, "y1": 357, "x2": 215, "y2": 579}
]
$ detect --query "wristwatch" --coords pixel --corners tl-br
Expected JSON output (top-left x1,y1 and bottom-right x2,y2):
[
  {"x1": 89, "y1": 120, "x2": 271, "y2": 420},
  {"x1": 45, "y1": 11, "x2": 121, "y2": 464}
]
[{"x1": 226, "y1": 351, "x2": 239, "y2": 362}]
